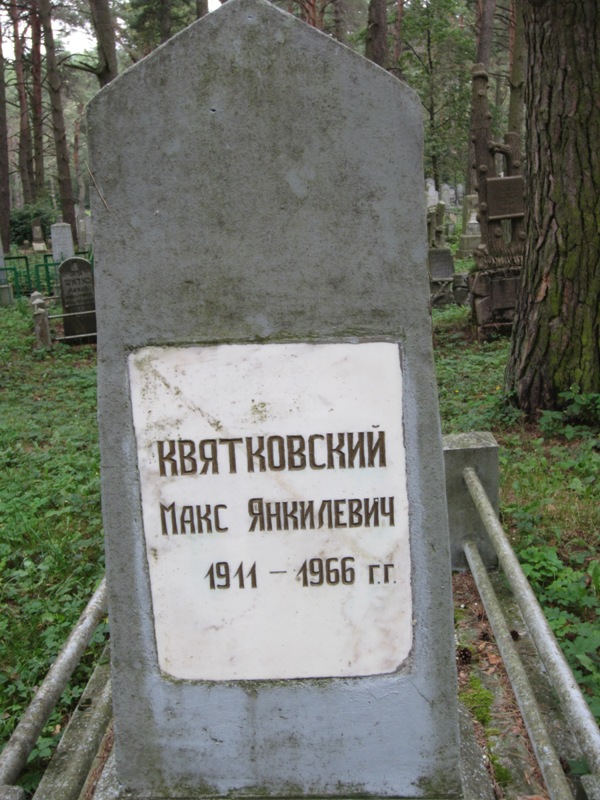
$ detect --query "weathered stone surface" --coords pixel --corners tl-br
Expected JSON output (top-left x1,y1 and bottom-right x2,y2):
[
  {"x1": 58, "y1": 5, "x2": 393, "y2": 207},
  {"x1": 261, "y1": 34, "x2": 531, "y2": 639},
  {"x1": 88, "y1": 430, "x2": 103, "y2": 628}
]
[
  {"x1": 486, "y1": 176, "x2": 525, "y2": 221},
  {"x1": 89, "y1": 1, "x2": 461, "y2": 796},
  {"x1": 443, "y1": 432, "x2": 499, "y2": 571},
  {"x1": 491, "y1": 275, "x2": 519, "y2": 310},
  {"x1": 59, "y1": 258, "x2": 96, "y2": 344},
  {"x1": 469, "y1": 272, "x2": 491, "y2": 297},
  {"x1": 429, "y1": 248, "x2": 454, "y2": 280},
  {"x1": 475, "y1": 295, "x2": 493, "y2": 325}
]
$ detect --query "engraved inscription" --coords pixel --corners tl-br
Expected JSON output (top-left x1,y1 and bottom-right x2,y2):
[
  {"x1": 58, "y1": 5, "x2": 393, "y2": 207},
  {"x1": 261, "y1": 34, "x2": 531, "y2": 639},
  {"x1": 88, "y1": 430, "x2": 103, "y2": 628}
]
[{"x1": 128, "y1": 342, "x2": 412, "y2": 681}]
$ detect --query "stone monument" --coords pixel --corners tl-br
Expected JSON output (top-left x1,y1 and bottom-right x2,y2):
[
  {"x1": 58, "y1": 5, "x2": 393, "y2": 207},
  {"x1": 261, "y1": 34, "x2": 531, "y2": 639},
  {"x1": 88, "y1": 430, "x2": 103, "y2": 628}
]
[
  {"x1": 89, "y1": 1, "x2": 461, "y2": 796},
  {"x1": 31, "y1": 218, "x2": 46, "y2": 252},
  {"x1": 58, "y1": 257, "x2": 96, "y2": 344}
]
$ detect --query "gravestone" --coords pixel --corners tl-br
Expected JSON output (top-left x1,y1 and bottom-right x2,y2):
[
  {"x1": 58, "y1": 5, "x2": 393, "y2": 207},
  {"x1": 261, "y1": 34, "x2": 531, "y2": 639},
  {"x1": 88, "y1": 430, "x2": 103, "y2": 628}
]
[
  {"x1": 425, "y1": 177, "x2": 439, "y2": 207},
  {"x1": 0, "y1": 248, "x2": 7, "y2": 284},
  {"x1": 429, "y1": 248, "x2": 454, "y2": 280},
  {"x1": 88, "y1": 1, "x2": 461, "y2": 797},
  {"x1": 456, "y1": 195, "x2": 481, "y2": 259},
  {"x1": 31, "y1": 218, "x2": 46, "y2": 252},
  {"x1": 51, "y1": 222, "x2": 75, "y2": 264},
  {"x1": 58, "y1": 257, "x2": 96, "y2": 344},
  {"x1": 52, "y1": 223, "x2": 76, "y2": 297}
]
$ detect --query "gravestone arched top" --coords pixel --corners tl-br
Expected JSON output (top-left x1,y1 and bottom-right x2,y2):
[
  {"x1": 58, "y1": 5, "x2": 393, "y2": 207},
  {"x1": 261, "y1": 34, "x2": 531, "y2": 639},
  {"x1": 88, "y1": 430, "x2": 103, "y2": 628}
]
[{"x1": 88, "y1": 0, "x2": 426, "y2": 345}]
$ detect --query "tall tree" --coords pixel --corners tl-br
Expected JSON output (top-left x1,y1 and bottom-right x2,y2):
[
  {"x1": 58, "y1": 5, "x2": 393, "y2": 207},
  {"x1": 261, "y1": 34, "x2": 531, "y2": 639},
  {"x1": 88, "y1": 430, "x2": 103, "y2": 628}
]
[
  {"x1": 506, "y1": 0, "x2": 525, "y2": 138},
  {"x1": 475, "y1": 0, "x2": 496, "y2": 68},
  {"x1": 39, "y1": 0, "x2": 78, "y2": 242},
  {"x1": 30, "y1": 0, "x2": 46, "y2": 197},
  {"x1": 365, "y1": 0, "x2": 387, "y2": 68},
  {"x1": 9, "y1": 0, "x2": 35, "y2": 204},
  {"x1": 400, "y1": 0, "x2": 475, "y2": 189},
  {"x1": 88, "y1": 0, "x2": 119, "y2": 86},
  {"x1": 504, "y1": 0, "x2": 600, "y2": 415},
  {"x1": 0, "y1": 21, "x2": 10, "y2": 252}
]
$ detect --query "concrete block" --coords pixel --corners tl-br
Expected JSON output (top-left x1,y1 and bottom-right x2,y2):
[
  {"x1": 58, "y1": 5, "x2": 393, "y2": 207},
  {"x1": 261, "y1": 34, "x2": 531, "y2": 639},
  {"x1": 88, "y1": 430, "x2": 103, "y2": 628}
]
[{"x1": 443, "y1": 432, "x2": 499, "y2": 571}]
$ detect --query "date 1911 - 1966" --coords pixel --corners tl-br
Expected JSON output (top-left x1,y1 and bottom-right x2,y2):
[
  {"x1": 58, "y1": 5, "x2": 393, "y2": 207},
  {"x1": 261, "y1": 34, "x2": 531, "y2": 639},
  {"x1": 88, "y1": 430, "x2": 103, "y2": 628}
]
[{"x1": 204, "y1": 558, "x2": 396, "y2": 590}]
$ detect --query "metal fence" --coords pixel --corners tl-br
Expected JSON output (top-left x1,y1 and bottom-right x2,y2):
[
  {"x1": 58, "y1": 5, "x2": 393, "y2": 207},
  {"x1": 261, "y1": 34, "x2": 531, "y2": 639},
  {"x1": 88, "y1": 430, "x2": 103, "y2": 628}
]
[{"x1": 2, "y1": 251, "x2": 94, "y2": 298}]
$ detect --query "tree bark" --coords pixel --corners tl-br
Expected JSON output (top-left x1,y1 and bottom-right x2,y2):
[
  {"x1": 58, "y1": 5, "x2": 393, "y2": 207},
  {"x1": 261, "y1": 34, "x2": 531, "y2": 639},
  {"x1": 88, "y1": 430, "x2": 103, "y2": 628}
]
[
  {"x1": 507, "y1": 0, "x2": 525, "y2": 139},
  {"x1": 39, "y1": 0, "x2": 78, "y2": 244},
  {"x1": 389, "y1": 0, "x2": 404, "y2": 78},
  {"x1": 196, "y1": 0, "x2": 209, "y2": 18},
  {"x1": 158, "y1": 0, "x2": 172, "y2": 43},
  {"x1": 365, "y1": 0, "x2": 387, "y2": 69},
  {"x1": 331, "y1": 0, "x2": 346, "y2": 43},
  {"x1": 504, "y1": 0, "x2": 600, "y2": 415},
  {"x1": 88, "y1": 0, "x2": 119, "y2": 86},
  {"x1": 475, "y1": 0, "x2": 497, "y2": 69},
  {"x1": 30, "y1": 0, "x2": 45, "y2": 197},
  {"x1": 9, "y1": 0, "x2": 35, "y2": 205},
  {"x1": 0, "y1": 23, "x2": 10, "y2": 252}
]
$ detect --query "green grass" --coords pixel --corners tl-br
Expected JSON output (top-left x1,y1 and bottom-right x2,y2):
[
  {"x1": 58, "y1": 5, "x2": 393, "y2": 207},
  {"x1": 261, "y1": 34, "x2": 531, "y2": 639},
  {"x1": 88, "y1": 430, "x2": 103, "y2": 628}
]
[
  {"x1": 0, "y1": 302, "x2": 598, "y2": 794},
  {"x1": 0, "y1": 301, "x2": 107, "y2": 794},
  {"x1": 434, "y1": 305, "x2": 600, "y2": 722}
]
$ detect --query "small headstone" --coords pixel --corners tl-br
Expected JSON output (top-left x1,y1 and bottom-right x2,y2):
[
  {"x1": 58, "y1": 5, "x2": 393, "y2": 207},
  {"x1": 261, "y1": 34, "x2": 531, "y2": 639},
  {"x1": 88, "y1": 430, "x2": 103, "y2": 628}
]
[
  {"x1": 429, "y1": 248, "x2": 454, "y2": 280},
  {"x1": 51, "y1": 222, "x2": 75, "y2": 264},
  {"x1": 58, "y1": 257, "x2": 96, "y2": 344},
  {"x1": 486, "y1": 176, "x2": 525, "y2": 220},
  {"x1": 440, "y1": 183, "x2": 455, "y2": 207},
  {"x1": 426, "y1": 177, "x2": 439, "y2": 207},
  {"x1": 31, "y1": 218, "x2": 46, "y2": 252},
  {"x1": 466, "y1": 211, "x2": 481, "y2": 236},
  {"x1": 52, "y1": 223, "x2": 76, "y2": 296},
  {"x1": 0, "y1": 248, "x2": 8, "y2": 284},
  {"x1": 457, "y1": 195, "x2": 481, "y2": 258},
  {"x1": 0, "y1": 284, "x2": 14, "y2": 307},
  {"x1": 89, "y1": 1, "x2": 461, "y2": 796},
  {"x1": 77, "y1": 217, "x2": 88, "y2": 250}
]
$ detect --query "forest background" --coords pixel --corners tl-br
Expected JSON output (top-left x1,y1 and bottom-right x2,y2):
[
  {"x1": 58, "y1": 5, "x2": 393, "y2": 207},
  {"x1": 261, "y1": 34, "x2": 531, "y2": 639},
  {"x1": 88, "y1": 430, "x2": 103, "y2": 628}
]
[{"x1": 0, "y1": 0, "x2": 521, "y2": 254}]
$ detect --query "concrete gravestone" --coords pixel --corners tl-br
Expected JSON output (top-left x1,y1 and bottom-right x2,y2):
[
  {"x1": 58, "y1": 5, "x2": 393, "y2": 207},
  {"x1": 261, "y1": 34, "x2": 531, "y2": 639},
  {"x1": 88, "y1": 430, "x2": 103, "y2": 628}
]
[
  {"x1": 31, "y1": 217, "x2": 46, "y2": 252},
  {"x1": 58, "y1": 257, "x2": 96, "y2": 343},
  {"x1": 89, "y1": 0, "x2": 461, "y2": 796}
]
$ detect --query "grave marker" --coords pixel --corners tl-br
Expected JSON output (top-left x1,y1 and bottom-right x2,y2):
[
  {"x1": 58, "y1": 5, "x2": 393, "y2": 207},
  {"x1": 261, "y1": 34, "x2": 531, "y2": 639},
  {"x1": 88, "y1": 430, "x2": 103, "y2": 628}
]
[
  {"x1": 31, "y1": 218, "x2": 46, "y2": 252},
  {"x1": 58, "y1": 257, "x2": 96, "y2": 343},
  {"x1": 89, "y1": 1, "x2": 461, "y2": 796}
]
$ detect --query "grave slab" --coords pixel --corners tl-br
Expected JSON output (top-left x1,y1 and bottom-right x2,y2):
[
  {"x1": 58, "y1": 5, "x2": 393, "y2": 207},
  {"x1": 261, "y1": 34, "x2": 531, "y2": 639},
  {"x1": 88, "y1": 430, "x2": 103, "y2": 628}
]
[
  {"x1": 88, "y1": 1, "x2": 461, "y2": 796},
  {"x1": 58, "y1": 257, "x2": 97, "y2": 344}
]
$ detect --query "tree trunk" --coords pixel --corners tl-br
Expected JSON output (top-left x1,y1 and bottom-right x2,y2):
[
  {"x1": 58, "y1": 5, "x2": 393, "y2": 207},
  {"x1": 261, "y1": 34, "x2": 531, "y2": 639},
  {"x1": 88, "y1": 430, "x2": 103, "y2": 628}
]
[
  {"x1": 0, "y1": 23, "x2": 10, "y2": 252},
  {"x1": 30, "y1": 0, "x2": 45, "y2": 198},
  {"x1": 504, "y1": 0, "x2": 600, "y2": 415},
  {"x1": 389, "y1": 0, "x2": 404, "y2": 78},
  {"x1": 507, "y1": 0, "x2": 525, "y2": 140},
  {"x1": 331, "y1": 0, "x2": 346, "y2": 43},
  {"x1": 158, "y1": 0, "x2": 172, "y2": 43},
  {"x1": 39, "y1": 0, "x2": 78, "y2": 244},
  {"x1": 9, "y1": 0, "x2": 35, "y2": 205},
  {"x1": 196, "y1": 0, "x2": 209, "y2": 18},
  {"x1": 88, "y1": 0, "x2": 119, "y2": 86},
  {"x1": 365, "y1": 0, "x2": 387, "y2": 69},
  {"x1": 475, "y1": 0, "x2": 497, "y2": 68}
]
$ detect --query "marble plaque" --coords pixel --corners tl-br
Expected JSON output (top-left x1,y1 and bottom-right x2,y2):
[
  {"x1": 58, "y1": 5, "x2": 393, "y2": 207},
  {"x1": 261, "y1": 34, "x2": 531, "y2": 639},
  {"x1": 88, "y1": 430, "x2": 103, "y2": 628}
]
[{"x1": 129, "y1": 341, "x2": 412, "y2": 682}]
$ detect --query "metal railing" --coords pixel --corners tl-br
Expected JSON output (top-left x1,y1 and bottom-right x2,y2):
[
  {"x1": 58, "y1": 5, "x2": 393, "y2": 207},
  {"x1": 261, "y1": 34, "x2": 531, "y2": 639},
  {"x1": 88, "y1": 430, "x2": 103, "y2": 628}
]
[
  {"x1": 0, "y1": 579, "x2": 108, "y2": 795},
  {"x1": 462, "y1": 466, "x2": 600, "y2": 800}
]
